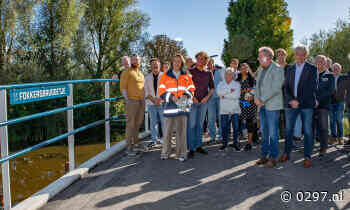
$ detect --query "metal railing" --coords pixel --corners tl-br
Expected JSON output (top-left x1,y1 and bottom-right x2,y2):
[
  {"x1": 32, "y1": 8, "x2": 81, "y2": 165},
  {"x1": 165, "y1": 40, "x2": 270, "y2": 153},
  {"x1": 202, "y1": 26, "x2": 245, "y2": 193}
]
[{"x1": 0, "y1": 79, "x2": 149, "y2": 210}]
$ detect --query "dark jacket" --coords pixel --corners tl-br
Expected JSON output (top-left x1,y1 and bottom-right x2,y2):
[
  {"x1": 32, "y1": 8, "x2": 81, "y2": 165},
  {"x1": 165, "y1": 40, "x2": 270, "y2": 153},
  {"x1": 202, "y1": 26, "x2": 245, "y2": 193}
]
[
  {"x1": 331, "y1": 74, "x2": 346, "y2": 104},
  {"x1": 317, "y1": 70, "x2": 335, "y2": 110},
  {"x1": 335, "y1": 75, "x2": 350, "y2": 104},
  {"x1": 284, "y1": 64, "x2": 293, "y2": 77},
  {"x1": 282, "y1": 64, "x2": 292, "y2": 100},
  {"x1": 284, "y1": 62, "x2": 318, "y2": 109}
]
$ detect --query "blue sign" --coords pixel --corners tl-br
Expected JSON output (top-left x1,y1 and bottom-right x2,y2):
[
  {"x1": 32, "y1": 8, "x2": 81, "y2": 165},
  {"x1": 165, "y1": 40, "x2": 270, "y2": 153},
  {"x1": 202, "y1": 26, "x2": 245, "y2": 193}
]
[{"x1": 10, "y1": 85, "x2": 70, "y2": 105}]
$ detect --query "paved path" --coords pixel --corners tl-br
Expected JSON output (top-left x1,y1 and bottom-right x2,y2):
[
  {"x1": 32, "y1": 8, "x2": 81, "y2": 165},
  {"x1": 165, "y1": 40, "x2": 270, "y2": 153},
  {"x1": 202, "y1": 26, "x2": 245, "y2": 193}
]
[{"x1": 41, "y1": 139, "x2": 350, "y2": 210}]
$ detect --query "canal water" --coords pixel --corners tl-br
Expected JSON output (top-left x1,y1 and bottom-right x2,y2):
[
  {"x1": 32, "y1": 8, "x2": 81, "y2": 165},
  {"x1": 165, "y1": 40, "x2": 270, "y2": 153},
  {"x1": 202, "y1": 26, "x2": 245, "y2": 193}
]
[{"x1": 0, "y1": 138, "x2": 123, "y2": 205}]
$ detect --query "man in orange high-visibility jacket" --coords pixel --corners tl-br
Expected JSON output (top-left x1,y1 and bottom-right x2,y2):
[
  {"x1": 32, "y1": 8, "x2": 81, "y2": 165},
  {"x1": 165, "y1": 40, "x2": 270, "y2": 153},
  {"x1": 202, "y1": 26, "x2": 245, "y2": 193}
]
[{"x1": 157, "y1": 54, "x2": 195, "y2": 161}]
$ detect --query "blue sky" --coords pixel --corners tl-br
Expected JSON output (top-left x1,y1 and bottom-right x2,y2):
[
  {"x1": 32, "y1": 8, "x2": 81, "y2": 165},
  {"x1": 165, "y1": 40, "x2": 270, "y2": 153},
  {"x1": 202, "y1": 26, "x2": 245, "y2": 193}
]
[{"x1": 137, "y1": 0, "x2": 349, "y2": 66}]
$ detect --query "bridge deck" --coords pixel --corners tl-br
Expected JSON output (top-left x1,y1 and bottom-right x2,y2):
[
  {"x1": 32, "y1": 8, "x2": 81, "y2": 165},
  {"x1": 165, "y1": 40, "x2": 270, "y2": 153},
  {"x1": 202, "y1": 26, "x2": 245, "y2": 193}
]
[{"x1": 40, "y1": 137, "x2": 350, "y2": 210}]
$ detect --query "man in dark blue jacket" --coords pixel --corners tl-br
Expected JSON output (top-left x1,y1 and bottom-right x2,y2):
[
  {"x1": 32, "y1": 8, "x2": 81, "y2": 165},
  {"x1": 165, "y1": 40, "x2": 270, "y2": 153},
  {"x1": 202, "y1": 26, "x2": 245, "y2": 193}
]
[
  {"x1": 281, "y1": 45, "x2": 318, "y2": 168},
  {"x1": 314, "y1": 55, "x2": 335, "y2": 157}
]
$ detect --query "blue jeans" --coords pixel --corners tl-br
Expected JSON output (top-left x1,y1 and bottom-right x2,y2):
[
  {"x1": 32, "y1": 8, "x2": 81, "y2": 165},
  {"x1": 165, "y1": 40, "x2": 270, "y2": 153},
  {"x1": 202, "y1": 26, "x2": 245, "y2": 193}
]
[
  {"x1": 284, "y1": 108, "x2": 314, "y2": 158},
  {"x1": 329, "y1": 102, "x2": 345, "y2": 138},
  {"x1": 187, "y1": 103, "x2": 208, "y2": 150},
  {"x1": 148, "y1": 105, "x2": 165, "y2": 142},
  {"x1": 259, "y1": 107, "x2": 280, "y2": 159},
  {"x1": 294, "y1": 115, "x2": 302, "y2": 138},
  {"x1": 220, "y1": 114, "x2": 239, "y2": 146},
  {"x1": 208, "y1": 97, "x2": 222, "y2": 140}
]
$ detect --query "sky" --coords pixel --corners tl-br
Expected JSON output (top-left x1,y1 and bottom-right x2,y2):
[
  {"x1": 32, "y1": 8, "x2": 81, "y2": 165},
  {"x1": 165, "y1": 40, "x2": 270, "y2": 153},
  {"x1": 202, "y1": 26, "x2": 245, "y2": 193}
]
[{"x1": 137, "y1": 0, "x2": 349, "y2": 66}]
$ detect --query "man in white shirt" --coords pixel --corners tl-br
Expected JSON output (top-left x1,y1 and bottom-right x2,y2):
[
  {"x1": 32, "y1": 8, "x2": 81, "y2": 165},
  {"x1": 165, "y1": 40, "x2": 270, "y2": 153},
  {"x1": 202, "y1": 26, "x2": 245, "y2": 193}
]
[
  {"x1": 144, "y1": 58, "x2": 165, "y2": 147},
  {"x1": 281, "y1": 45, "x2": 318, "y2": 168}
]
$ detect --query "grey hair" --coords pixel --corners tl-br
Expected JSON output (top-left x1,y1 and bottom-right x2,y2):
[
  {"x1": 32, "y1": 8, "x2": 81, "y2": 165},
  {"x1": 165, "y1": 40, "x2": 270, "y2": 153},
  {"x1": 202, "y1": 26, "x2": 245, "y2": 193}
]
[
  {"x1": 225, "y1": 67, "x2": 235, "y2": 74},
  {"x1": 225, "y1": 68, "x2": 236, "y2": 79},
  {"x1": 258, "y1": 46, "x2": 274, "y2": 59},
  {"x1": 327, "y1": 57, "x2": 333, "y2": 66},
  {"x1": 316, "y1": 55, "x2": 327, "y2": 62},
  {"x1": 333, "y1": 63, "x2": 342, "y2": 70},
  {"x1": 122, "y1": 56, "x2": 130, "y2": 62},
  {"x1": 294, "y1": 45, "x2": 309, "y2": 57}
]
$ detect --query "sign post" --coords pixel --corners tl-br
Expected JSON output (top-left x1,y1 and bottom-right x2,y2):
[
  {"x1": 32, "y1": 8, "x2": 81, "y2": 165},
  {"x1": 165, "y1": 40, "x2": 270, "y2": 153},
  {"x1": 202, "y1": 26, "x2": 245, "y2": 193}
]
[{"x1": 0, "y1": 90, "x2": 11, "y2": 210}]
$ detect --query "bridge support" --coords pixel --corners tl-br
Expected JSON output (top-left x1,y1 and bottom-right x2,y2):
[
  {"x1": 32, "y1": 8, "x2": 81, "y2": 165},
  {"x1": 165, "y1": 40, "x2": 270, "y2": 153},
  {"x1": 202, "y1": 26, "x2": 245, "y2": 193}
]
[
  {"x1": 105, "y1": 82, "x2": 110, "y2": 149},
  {"x1": 67, "y1": 84, "x2": 75, "y2": 171}
]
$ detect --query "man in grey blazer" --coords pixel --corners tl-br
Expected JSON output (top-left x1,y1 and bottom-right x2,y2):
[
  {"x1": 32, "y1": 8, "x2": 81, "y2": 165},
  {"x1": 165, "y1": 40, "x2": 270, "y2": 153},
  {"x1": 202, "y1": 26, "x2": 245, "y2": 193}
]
[{"x1": 255, "y1": 46, "x2": 284, "y2": 168}]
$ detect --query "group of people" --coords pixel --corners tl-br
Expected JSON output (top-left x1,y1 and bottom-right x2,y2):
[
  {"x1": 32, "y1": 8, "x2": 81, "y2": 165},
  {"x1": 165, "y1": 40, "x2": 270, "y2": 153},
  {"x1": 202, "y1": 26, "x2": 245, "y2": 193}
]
[{"x1": 118, "y1": 44, "x2": 348, "y2": 168}]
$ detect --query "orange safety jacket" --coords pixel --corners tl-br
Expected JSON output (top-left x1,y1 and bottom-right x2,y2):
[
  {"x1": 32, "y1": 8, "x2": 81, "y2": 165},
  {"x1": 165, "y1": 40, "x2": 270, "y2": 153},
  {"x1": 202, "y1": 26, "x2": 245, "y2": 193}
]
[{"x1": 158, "y1": 69, "x2": 195, "y2": 117}]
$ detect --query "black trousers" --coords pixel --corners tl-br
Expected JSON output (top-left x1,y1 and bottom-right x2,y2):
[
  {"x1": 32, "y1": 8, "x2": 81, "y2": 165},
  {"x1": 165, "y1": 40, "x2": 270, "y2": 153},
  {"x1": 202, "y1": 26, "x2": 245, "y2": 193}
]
[
  {"x1": 313, "y1": 109, "x2": 329, "y2": 152},
  {"x1": 246, "y1": 118, "x2": 259, "y2": 143}
]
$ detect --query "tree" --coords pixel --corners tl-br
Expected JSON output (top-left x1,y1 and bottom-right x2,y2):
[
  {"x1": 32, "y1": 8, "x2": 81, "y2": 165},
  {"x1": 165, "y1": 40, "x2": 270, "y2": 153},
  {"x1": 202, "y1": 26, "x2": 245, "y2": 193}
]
[
  {"x1": 305, "y1": 16, "x2": 350, "y2": 73},
  {"x1": 31, "y1": 0, "x2": 85, "y2": 79},
  {"x1": 78, "y1": 0, "x2": 150, "y2": 78},
  {"x1": 0, "y1": 0, "x2": 39, "y2": 71},
  {"x1": 143, "y1": 34, "x2": 187, "y2": 68},
  {"x1": 222, "y1": 0, "x2": 293, "y2": 69},
  {"x1": 0, "y1": 0, "x2": 152, "y2": 162}
]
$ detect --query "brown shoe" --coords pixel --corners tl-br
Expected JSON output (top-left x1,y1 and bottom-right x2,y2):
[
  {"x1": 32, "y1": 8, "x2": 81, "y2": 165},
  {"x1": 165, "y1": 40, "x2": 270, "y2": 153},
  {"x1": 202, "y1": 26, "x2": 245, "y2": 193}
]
[
  {"x1": 256, "y1": 157, "x2": 268, "y2": 165},
  {"x1": 265, "y1": 159, "x2": 277, "y2": 168},
  {"x1": 338, "y1": 137, "x2": 344, "y2": 145},
  {"x1": 319, "y1": 150, "x2": 326, "y2": 157},
  {"x1": 279, "y1": 154, "x2": 290, "y2": 163},
  {"x1": 304, "y1": 159, "x2": 312, "y2": 168},
  {"x1": 328, "y1": 137, "x2": 337, "y2": 144}
]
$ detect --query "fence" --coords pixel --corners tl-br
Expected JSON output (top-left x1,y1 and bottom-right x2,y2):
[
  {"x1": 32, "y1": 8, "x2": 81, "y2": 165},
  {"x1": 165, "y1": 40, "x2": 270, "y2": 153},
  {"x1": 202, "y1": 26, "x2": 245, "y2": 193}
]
[{"x1": 0, "y1": 79, "x2": 149, "y2": 210}]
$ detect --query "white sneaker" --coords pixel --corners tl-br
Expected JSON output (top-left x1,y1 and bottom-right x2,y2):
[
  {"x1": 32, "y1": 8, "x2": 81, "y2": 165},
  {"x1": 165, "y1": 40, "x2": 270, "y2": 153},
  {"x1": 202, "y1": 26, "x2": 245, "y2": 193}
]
[{"x1": 178, "y1": 157, "x2": 185, "y2": 162}]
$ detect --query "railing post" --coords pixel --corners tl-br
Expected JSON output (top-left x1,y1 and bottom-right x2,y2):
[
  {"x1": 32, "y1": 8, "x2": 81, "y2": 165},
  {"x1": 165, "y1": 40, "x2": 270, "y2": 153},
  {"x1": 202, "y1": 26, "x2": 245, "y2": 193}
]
[
  {"x1": 0, "y1": 89, "x2": 11, "y2": 210},
  {"x1": 105, "y1": 82, "x2": 110, "y2": 149},
  {"x1": 67, "y1": 84, "x2": 75, "y2": 171}
]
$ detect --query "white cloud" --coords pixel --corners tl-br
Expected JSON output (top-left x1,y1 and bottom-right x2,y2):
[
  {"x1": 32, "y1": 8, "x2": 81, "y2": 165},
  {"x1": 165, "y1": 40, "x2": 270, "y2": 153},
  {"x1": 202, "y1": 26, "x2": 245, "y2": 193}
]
[{"x1": 174, "y1": 37, "x2": 183, "y2": 42}]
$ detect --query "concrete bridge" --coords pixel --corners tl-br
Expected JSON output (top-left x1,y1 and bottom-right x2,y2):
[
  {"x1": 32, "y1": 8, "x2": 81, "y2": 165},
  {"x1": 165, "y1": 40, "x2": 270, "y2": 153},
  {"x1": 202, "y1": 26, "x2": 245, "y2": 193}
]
[
  {"x1": 1, "y1": 79, "x2": 350, "y2": 210},
  {"x1": 39, "y1": 137, "x2": 350, "y2": 210}
]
